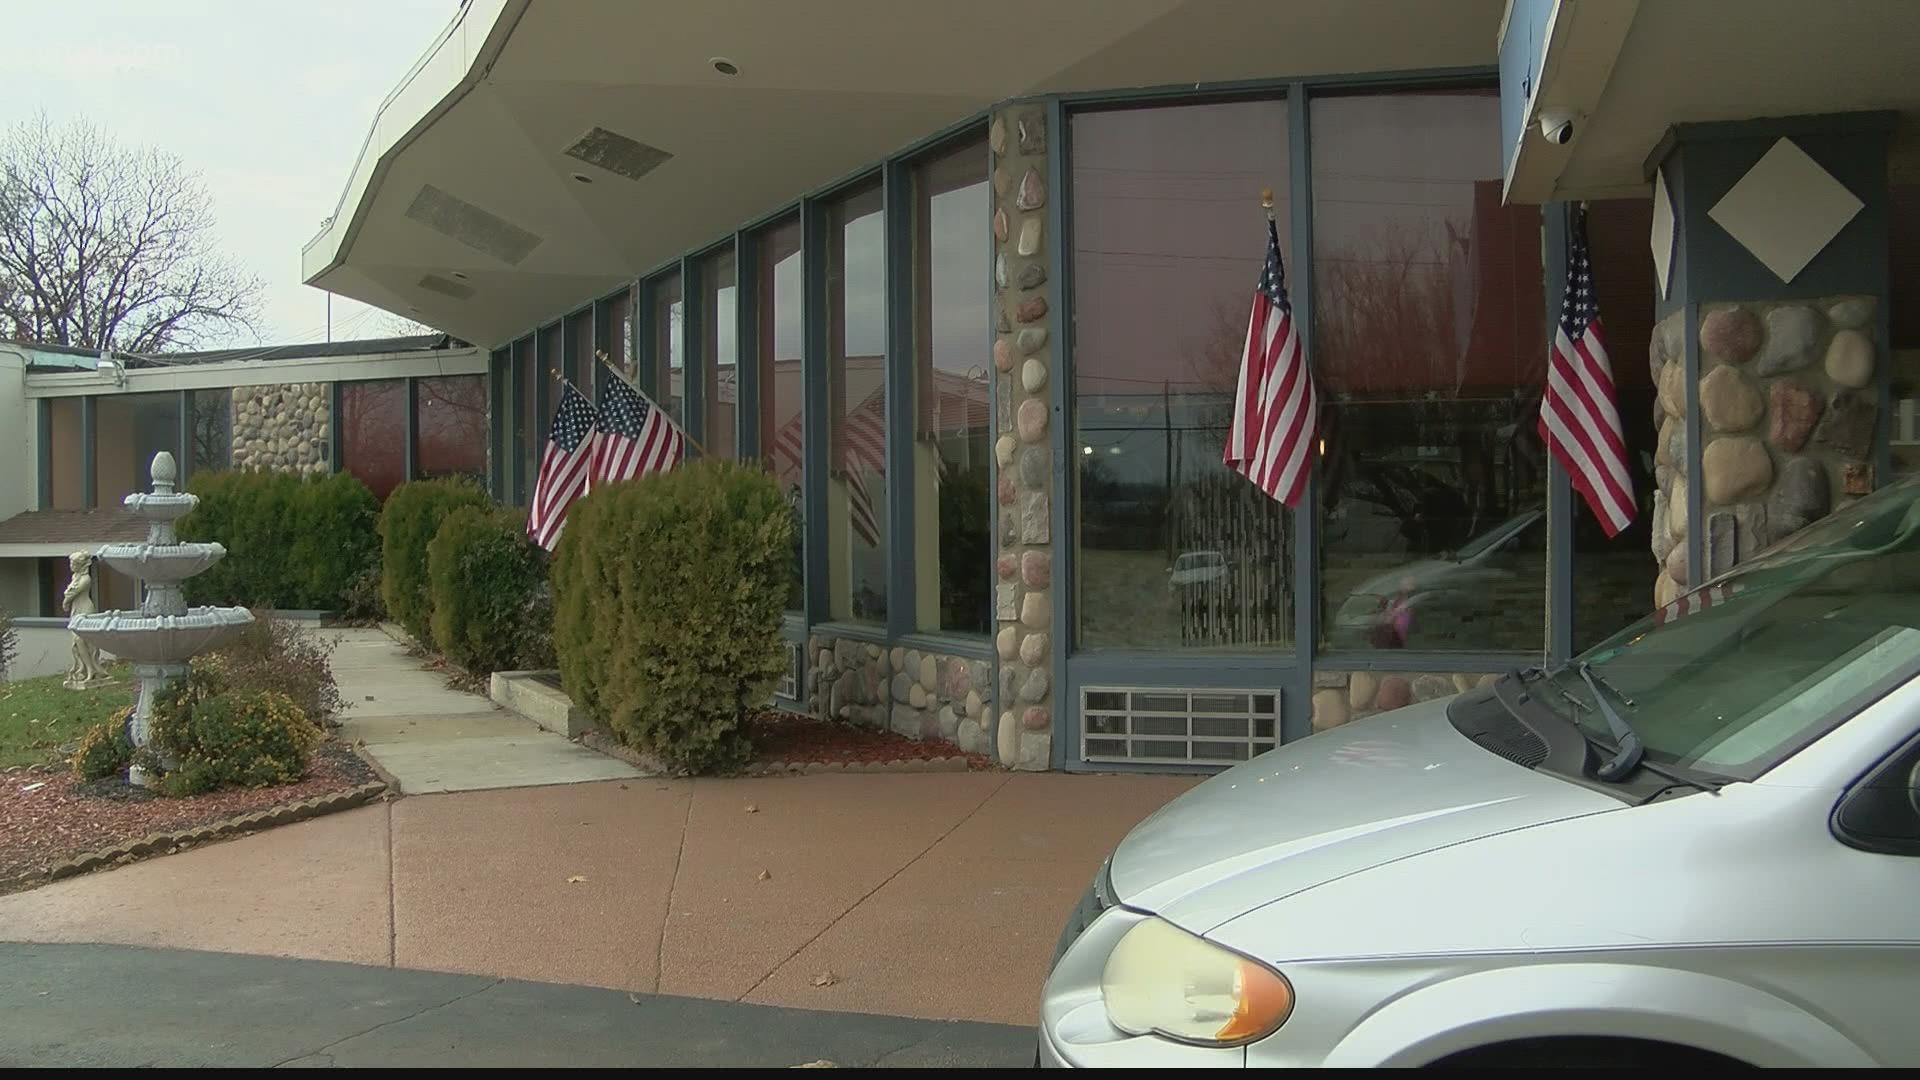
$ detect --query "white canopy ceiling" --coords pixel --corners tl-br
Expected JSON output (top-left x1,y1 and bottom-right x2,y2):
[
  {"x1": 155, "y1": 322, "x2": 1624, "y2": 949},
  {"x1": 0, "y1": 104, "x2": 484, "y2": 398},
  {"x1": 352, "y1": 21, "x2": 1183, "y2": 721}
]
[{"x1": 302, "y1": 0, "x2": 1504, "y2": 346}]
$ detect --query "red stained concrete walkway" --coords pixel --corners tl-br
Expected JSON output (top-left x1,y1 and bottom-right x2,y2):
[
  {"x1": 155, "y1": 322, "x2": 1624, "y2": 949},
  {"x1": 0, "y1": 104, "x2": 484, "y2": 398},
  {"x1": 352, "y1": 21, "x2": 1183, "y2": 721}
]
[{"x1": 0, "y1": 771, "x2": 1197, "y2": 1027}]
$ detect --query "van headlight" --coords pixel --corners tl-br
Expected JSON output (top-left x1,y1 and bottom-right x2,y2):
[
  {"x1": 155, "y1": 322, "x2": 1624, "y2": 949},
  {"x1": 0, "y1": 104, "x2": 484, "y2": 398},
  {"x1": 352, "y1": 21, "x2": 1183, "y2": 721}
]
[{"x1": 1100, "y1": 917, "x2": 1294, "y2": 1046}]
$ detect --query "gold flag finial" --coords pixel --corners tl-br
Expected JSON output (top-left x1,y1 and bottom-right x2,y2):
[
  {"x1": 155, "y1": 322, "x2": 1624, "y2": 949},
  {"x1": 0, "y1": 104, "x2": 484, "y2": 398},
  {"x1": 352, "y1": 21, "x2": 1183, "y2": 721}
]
[{"x1": 1260, "y1": 188, "x2": 1274, "y2": 210}]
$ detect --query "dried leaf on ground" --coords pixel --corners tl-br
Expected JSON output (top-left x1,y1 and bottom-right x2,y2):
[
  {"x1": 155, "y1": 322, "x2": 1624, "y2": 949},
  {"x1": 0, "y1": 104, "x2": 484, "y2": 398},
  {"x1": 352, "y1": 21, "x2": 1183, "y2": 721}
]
[
  {"x1": 566, "y1": 874, "x2": 587, "y2": 884},
  {"x1": 809, "y1": 971, "x2": 839, "y2": 988},
  {"x1": 757, "y1": 869, "x2": 771, "y2": 881},
  {"x1": 744, "y1": 803, "x2": 758, "y2": 813}
]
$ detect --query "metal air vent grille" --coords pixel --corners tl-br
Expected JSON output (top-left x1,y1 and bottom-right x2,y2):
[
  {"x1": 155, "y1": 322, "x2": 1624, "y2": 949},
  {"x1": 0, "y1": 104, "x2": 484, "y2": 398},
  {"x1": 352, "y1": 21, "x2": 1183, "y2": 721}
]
[
  {"x1": 564, "y1": 127, "x2": 673, "y2": 182},
  {"x1": 1082, "y1": 686, "x2": 1280, "y2": 766},
  {"x1": 404, "y1": 184, "x2": 543, "y2": 265}
]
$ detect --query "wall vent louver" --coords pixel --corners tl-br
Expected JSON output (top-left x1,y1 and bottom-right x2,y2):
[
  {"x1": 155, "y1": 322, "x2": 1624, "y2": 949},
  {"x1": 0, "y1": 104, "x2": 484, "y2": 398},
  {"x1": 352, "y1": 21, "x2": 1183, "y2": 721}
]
[
  {"x1": 564, "y1": 127, "x2": 673, "y2": 182},
  {"x1": 403, "y1": 184, "x2": 543, "y2": 265}
]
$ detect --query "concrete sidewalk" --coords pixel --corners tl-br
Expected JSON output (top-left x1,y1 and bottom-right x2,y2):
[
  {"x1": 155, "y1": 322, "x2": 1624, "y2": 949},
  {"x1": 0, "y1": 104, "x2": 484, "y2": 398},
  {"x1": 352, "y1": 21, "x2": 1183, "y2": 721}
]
[
  {"x1": 0, "y1": 943, "x2": 1030, "y2": 1067},
  {"x1": 326, "y1": 628, "x2": 640, "y2": 794},
  {"x1": 0, "y1": 771, "x2": 1198, "y2": 1028}
]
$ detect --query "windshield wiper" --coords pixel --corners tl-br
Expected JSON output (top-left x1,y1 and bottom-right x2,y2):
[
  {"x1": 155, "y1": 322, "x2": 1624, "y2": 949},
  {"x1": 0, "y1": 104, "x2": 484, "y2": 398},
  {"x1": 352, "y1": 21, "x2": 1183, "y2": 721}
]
[
  {"x1": 1578, "y1": 662, "x2": 1644, "y2": 781},
  {"x1": 1506, "y1": 665, "x2": 1725, "y2": 797}
]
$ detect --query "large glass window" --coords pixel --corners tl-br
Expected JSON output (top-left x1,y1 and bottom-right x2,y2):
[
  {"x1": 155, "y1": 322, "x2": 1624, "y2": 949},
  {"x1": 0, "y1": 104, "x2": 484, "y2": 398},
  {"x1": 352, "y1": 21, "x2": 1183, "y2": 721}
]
[
  {"x1": 95, "y1": 392, "x2": 181, "y2": 508},
  {"x1": 1312, "y1": 89, "x2": 1546, "y2": 654},
  {"x1": 415, "y1": 375, "x2": 488, "y2": 484},
  {"x1": 699, "y1": 247, "x2": 738, "y2": 458},
  {"x1": 566, "y1": 309, "x2": 593, "y2": 392},
  {"x1": 1070, "y1": 100, "x2": 1295, "y2": 651},
  {"x1": 189, "y1": 389, "x2": 232, "y2": 476},
  {"x1": 47, "y1": 398, "x2": 84, "y2": 509},
  {"x1": 340, "y1": 379, "x2": 407, "y2": 500},
  {"x1": 756, "y1": 215, "x2": 805, "y2": 610},
  {"x1": 914, "y1": 134, "x2": 991, "y2": 634},
  {"x1": 537, "y1": 322, "x2": 561, "y2": 440},
  {"x1": 607, "y1": 288, "x2": 634, "y2": 386},
  {"x1": 650, "y1": 271, "x2": 685, "y2": 424},
  {"x1": 1574, "y1": 198, "x2": 1659, "y2": 649},
  {"x1": 827, "y1": 182, "x2": 888, "y2": 623},
  {"x1": 514, "y1": 336, "x2": 536, "y2": 505}
]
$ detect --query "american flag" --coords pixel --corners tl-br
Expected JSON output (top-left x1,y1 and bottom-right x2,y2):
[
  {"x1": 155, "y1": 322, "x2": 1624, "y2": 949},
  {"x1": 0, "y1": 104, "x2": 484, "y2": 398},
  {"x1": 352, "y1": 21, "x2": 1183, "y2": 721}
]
[
  {"x1": 594, "y1": 373, "x2": 685, "y2": 486},
  {"x1": 526, "y1": 383, "x2": 597, "y2": 551},
  {"x1": 1224, "y1": 216, "x2": 1317, "y2": 507},
  {"x1": 1539, "y1": 205, "x2": 1635, "y2": 537}
]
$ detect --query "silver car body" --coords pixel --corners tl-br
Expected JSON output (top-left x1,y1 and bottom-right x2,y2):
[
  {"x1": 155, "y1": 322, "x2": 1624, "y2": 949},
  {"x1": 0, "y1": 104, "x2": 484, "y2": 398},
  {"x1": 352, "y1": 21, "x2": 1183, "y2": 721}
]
[{"x1": 1041, "y1": 487, "x2": 1920, "y2": 1068}]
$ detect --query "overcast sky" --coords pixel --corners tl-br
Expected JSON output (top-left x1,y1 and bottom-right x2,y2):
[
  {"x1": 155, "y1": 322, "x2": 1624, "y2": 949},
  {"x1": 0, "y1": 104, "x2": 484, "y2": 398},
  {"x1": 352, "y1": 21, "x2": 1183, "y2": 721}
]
[{"x1": 0, "y1": 0, "x2": 454, "y2": 348}]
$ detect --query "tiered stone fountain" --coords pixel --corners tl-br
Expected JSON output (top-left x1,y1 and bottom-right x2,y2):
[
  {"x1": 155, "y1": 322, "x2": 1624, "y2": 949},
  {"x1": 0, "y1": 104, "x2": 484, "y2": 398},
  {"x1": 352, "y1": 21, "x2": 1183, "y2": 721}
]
[{"x1": 70, "y1": 452, "x2": 255, "y2": 787}]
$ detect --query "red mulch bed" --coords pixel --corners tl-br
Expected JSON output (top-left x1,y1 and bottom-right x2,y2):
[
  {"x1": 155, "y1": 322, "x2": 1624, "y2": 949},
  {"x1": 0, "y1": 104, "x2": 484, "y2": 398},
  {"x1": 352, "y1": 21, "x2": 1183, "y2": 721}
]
[
  {"x1": 746, "y1": 709, "x2": 992, "y2": 769},
  {"x1": 0, "y1": 740, "x2": 377, "y2": 893}
]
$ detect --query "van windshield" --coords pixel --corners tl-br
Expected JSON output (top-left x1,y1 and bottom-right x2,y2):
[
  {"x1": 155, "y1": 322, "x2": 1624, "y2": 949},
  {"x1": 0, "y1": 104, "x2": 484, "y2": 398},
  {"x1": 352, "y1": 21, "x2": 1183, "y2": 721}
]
[{"x1": 1546, "y1": 480, "x2": 1920, "y2": 781}]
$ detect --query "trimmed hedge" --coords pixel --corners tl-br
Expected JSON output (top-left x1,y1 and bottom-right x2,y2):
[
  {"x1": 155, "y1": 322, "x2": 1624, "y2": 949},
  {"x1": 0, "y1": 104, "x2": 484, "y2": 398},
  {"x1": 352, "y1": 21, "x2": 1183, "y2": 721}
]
[
  {"x1": 428, "y1": 505, "x2": 553, "y2": 676},
  {"x1": 380, "y1": 478, "x2": 490, "y2": 641},
  {"x1": 180, "y1": 470, "x2": 379, "y2": 611},
  {"x1": 552, "y1": 460, "x2": 791, "y2": 774}
]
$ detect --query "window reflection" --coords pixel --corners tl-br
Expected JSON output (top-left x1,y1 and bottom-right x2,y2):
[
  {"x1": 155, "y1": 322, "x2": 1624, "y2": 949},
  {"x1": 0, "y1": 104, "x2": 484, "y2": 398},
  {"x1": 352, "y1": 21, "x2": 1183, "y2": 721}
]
[
  {"x1": 415, "y1": 375, "x2": 488, "y2": 485},
  {"x1": 1313, "y1": 90, "x2": 1547, "y2": 653},
  {"x1": 47, "y1": 398, "x2": 83, "y2": 509},
  {"x1": 828, "y1": 183, "x2": 888, "y2": 623},
  {"x1": 915, "y1": 134, "x2": 991, "y2": 635},
  {"x1": 95, "y1": 392, "x2": 181, "y2": 508},
  {"x1": 651, "y1": 272, "x2": 685, "y2": 424},
  {"x1": 1070, "y1": 100, "x2": 1296, "y2": 650},
  {"x1": 700, "y1": 248, "x2": 738, "y2": 458},
  {"x1": 189, "y1": 389, "x2": 232, "y2": 476},
  {"x1": 514, "y1": 337, "x2": 536, "y2": 505},
  {"x1": 756, "y1": 215, "x2": 805, "y2": 610},
  {"x1": 340, "y1": 379, "x2": 407, "y2": 500}
]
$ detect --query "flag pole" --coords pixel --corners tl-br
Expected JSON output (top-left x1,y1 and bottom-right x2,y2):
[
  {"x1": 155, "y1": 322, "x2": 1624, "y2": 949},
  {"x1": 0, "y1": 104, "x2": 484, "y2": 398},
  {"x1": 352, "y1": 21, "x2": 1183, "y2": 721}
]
[{"x1": 593, "y1": 351, "x2": 707, "y2": 459}]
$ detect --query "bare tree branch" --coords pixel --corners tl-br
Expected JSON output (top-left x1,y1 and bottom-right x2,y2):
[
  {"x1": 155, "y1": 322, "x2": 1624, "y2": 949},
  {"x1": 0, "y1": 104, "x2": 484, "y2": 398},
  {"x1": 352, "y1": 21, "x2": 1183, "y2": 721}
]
[{"x1": 0, "y1": 113, "x2": 262, "y2": 352}]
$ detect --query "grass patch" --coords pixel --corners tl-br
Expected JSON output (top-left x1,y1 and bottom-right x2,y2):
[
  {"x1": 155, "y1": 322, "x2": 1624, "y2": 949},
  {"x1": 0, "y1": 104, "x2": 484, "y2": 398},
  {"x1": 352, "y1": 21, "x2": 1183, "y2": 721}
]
[{"x1": 0, "y1": 669, "x2": 134, "y2": 769}]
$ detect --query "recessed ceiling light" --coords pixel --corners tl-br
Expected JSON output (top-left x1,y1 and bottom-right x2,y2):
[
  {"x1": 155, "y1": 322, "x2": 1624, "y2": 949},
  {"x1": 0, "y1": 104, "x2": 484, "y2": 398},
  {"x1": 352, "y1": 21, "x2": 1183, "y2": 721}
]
[
  {"x1": 449, "y1": 270, "x2": 468, "y2": 281},
  {"x1": 571, "y1": 172, "x2": 594, "y2": 184},
  {"x1": 709, "y1": 57, "x2": 740, "y2": 76}
]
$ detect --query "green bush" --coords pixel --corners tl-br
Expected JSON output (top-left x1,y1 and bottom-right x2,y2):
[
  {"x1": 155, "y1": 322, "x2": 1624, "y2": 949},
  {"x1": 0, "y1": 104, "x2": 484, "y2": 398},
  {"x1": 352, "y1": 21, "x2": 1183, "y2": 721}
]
[
  {"x1": 380, "y1": 478, "x2": 491, "y2": 641},
  {"x1": 428, "y1": 506, "x2": 553, "y2": 676},
  {"x1": 141, "y1": 662, "x2": 322, "y2": 797},
  {"x1": 71, "y1": 711, "x2": 133, "y2": 780},
  {"x1": 552, "y1": 460, "x2": 791, "y2": 774},
  {"x1": 181, "y1": 470, "x2": 379, "y2": 611}
]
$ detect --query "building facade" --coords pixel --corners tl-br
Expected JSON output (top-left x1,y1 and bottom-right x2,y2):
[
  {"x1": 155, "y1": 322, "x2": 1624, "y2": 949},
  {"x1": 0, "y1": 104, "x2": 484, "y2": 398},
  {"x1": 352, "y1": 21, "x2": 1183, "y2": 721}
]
[
  {"x1": 1, "y1": 336, "x2": 488, "y2": 678},
  {"x1": 303, "y1": 0, "x2": 1920, "y2": 771}
]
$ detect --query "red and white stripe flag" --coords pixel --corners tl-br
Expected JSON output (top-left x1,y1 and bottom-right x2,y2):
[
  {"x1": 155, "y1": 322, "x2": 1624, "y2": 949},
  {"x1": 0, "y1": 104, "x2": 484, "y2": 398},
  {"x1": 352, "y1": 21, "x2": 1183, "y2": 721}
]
[
  {"x1": 1539, "y1": 205, "x2": 1635, "y2": 536},
  {"x1": 1224, "y1": 216, "x2": 1317, "y2": 507},
  {"x1": 593, "y1": 371, "x2": 685, "y2": 486},
  {"x1": 526, "y1": 383, "x2": 597, "y2": 551}
]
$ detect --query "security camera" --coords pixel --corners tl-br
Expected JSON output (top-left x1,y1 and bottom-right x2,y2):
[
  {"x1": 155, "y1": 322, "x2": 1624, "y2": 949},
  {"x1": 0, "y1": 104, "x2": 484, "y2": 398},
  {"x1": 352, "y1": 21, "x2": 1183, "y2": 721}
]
[{"x1": 1538, "y1": 109, "x2": 1578, "y2": 146}]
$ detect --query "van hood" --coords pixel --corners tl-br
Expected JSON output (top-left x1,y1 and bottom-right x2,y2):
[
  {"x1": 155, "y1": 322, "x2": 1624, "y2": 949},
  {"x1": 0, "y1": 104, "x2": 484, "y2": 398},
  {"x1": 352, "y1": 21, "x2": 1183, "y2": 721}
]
[{"x1": 1108, "y1": 696, "x2": 1623, "y2": 933}]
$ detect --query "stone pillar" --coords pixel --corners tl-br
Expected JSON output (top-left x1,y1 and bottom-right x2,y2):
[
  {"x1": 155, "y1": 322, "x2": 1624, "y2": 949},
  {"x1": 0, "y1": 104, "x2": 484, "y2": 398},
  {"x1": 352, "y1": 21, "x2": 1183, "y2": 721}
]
[
  {"x1": 1646, "y1": 114, "x2": 1892, "y2": 602},
  {"x1": 230, "y1": 382, "x2": 333, "y2": 475},
  {"x1": 989, "y1": 104, "x2": 1056, "y2": 771}
]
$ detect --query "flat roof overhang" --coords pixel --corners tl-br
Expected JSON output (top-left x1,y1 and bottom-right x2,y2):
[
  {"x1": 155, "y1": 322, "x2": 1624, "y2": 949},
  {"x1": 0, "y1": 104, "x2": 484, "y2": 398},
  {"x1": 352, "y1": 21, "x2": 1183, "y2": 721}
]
[
  {"x1": 1502, "y1": 0, "x2": 1920, "y2": 205},
  {"x1": 302, "y1": 0, "x2": 1505, "y2": 346}
]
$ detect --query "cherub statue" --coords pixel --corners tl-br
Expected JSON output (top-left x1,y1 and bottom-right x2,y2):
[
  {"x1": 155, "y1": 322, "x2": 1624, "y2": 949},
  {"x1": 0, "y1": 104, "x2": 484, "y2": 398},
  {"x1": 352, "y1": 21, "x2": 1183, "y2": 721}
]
[{"x1": 63, "y1": 551, "x2": 111, "y2": 689}]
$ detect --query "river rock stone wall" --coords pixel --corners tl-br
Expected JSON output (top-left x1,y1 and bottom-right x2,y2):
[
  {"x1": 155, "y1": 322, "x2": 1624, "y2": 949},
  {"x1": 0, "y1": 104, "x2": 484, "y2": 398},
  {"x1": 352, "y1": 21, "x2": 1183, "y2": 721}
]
[
  {"x1": 1309, "y1": 669, "x2": 1499, "y2": 732},
  {"x1": 989, "y1": 103, "x2": 1057, "y2": 772},
  {"x1": 808, "y1": 635, "x2": 995, "y2": 756},
  {"x1": 230, "y1": 382, "x2": 331, "y2": 475},
  {"x1": 1648, "y1": 296, "x2": 1878, "y2": 604}
]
